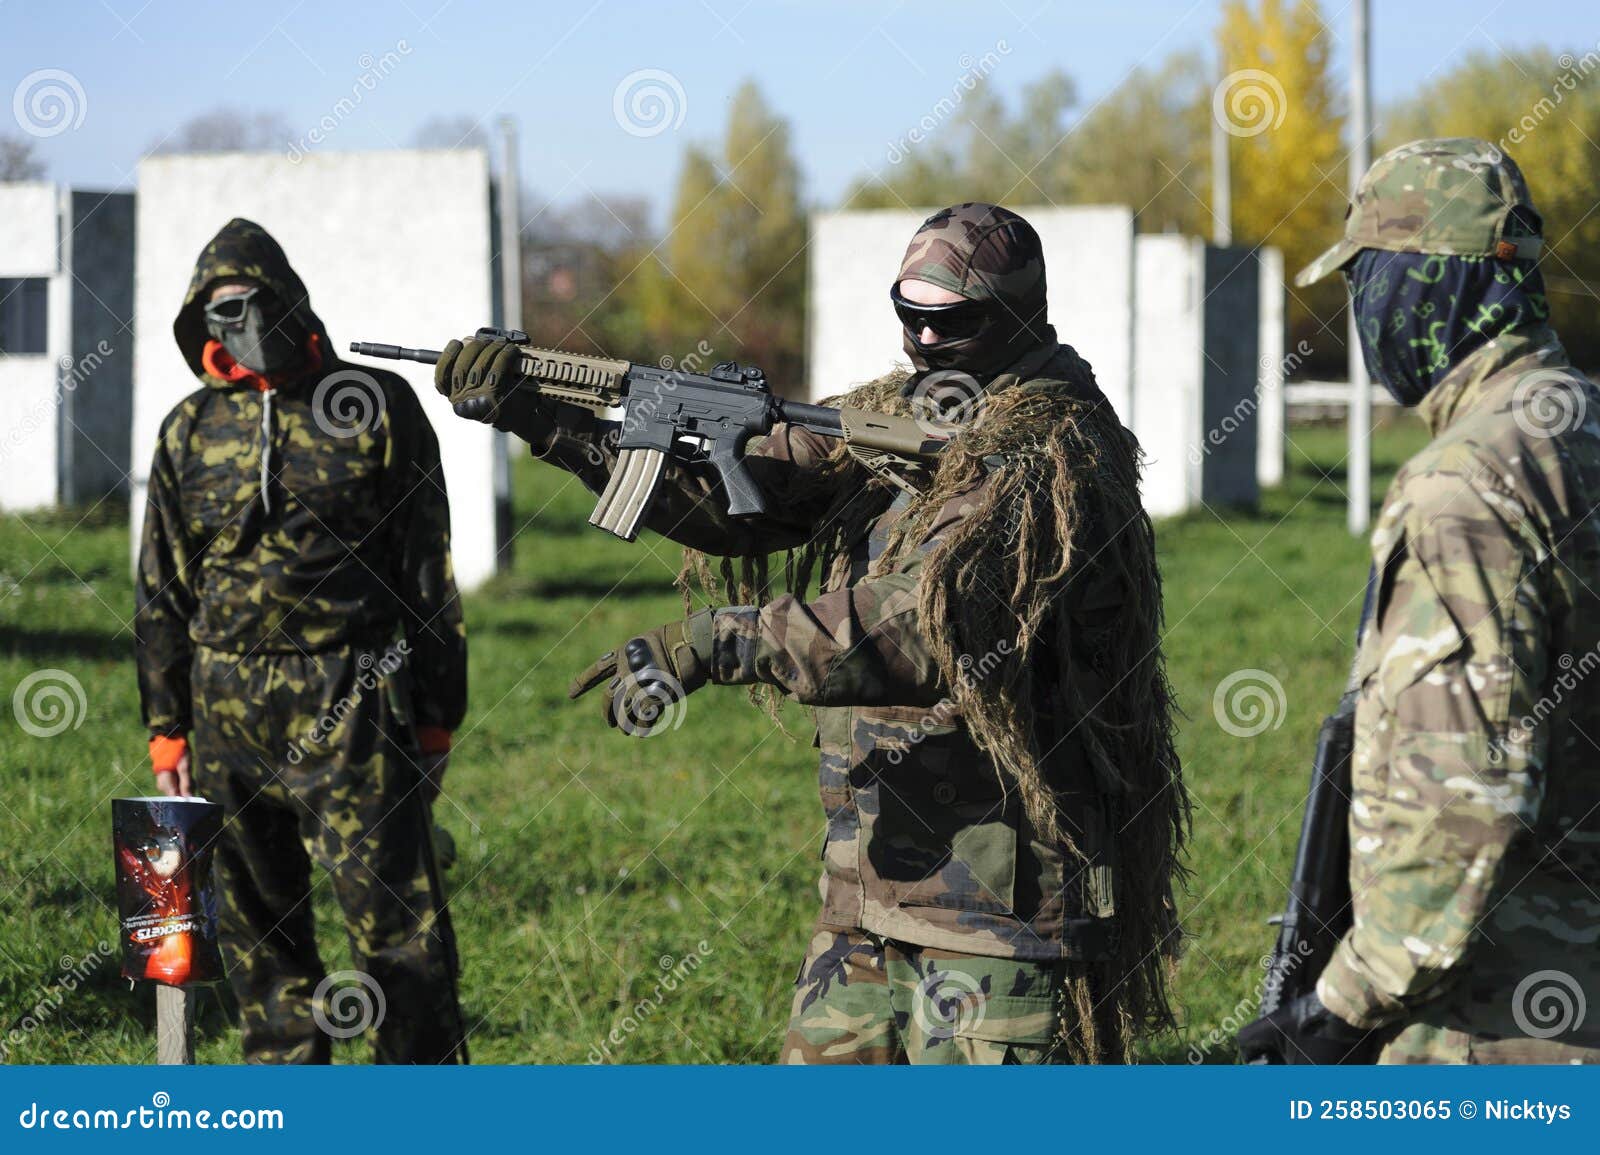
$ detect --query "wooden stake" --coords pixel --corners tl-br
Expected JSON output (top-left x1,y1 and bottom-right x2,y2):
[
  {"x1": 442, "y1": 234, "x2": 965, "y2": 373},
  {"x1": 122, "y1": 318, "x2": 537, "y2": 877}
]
[{"x1": 156, "y1": 985, "x2": 195, "y2": 1065}]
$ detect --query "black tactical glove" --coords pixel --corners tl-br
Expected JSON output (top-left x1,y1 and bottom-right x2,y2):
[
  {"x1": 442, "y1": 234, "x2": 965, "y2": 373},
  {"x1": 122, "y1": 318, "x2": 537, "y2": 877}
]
[
  {"x1": 433, "y1": 334, "x2": 556, "y2": 446},
  {"x1": 568, "y1": 611, "x2": 716, "y2": 736},
  {"x1": 1237, "y1": 991, "x2": 1380, "y2": 1065}
]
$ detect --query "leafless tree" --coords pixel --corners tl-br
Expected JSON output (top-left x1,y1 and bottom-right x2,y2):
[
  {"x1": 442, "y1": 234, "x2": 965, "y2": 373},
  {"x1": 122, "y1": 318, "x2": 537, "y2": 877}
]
[
  {"x1": 0, "y1": 134, "x2": 46, "y2": 181},
  {"x1": 411, "y1": 115, "x2": 488, "y2": 150},
  {"x1": 147, "y1": 108, "x2": 293, "y2": 155}
]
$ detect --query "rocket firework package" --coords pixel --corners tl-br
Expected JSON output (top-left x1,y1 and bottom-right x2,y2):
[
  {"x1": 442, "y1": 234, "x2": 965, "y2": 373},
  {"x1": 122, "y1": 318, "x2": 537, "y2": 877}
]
[{"x1": 112, "y1": 797, "x2": 225, "y2": 986}]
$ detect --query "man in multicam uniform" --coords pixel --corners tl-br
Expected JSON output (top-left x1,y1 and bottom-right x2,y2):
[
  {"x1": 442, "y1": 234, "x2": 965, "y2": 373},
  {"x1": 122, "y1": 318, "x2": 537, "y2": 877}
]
[
  {"x1": 135, "y1": 219, "x2": 470, "y2": 1063},
  {"x1": 437, "y1": 203, "x2": 1188, "y2": 1064},
  {"x1": 1242, "y1": 139, "x2": 1600, "y2": 1064}
]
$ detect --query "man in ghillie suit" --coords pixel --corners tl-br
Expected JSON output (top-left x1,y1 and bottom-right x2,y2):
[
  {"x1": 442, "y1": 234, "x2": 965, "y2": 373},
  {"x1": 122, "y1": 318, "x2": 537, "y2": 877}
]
[
  {"x1": 136, "y1": 219, "x2": 469, "y2": 1063},
  {"x1": 437, "y1": 203, "x2": 1187, "y2": 1063}
]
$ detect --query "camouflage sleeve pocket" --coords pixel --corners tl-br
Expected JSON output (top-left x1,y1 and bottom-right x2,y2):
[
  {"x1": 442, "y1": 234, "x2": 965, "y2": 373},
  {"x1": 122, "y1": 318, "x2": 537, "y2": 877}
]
[{"x1": 1361, "y1": 535, "x2": 1472, "y2": 716}]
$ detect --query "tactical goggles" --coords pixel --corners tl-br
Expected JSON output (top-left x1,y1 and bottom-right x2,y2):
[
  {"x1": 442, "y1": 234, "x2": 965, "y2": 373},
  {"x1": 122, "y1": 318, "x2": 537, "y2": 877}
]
[
  {"x1": 889, "y1": 286, "x2": 991, "y2": 341},
  {"x1": 203, "y1": 286, "x2": 263, "y2": 329}
]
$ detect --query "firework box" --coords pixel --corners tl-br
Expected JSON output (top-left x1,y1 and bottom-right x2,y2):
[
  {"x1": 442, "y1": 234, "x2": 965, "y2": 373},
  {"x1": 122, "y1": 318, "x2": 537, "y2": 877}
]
[{"x1": 112, "y1": 797, "x2": 224, "y2": 986}]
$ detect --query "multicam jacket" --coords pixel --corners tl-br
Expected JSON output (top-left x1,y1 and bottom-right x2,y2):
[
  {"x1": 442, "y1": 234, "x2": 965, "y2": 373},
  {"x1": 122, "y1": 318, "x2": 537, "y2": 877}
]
[
  {"x1": 135, "y1": 219, "x2": 466, "y2": 739},
  {"x1": 1318, "y1": 326, "x2": 1600, "y2": 1062},
  {"x1": 540, "y1": 341, "x2": 1124, "y2": 962}
]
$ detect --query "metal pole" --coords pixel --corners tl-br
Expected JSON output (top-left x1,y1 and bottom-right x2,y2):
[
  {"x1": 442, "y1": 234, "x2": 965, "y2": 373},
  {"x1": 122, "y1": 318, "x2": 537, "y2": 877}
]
[
  {"x1": 494, "y1": 116, "x2": 522, "y2": 571},
  {"x1": 1347, "y1": 0, "x2": 1372, "y2": 535}
]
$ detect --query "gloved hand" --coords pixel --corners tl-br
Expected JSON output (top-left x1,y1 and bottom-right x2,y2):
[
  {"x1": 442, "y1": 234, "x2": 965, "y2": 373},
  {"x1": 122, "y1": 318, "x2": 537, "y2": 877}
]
[
  {"x1": 434, "y1": 334, "x2": 556, "y2": 446},
  {"x1": 568, "y1": 610, "x2": 716, "y2": 736},
  {"x1": 1237, "y1": 991, "x2": 1380, "y2": 1065}
]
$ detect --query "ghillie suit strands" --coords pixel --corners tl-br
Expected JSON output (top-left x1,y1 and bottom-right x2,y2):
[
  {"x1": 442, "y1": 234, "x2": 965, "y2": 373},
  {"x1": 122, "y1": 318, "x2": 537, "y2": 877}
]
[{"x1": 680, "y1": 344, "x2": 1189, "y2": 1061}]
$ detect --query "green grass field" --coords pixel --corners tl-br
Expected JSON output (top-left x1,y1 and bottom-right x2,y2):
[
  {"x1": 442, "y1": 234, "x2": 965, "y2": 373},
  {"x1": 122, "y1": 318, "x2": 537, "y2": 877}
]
[{"x1": 0, "y1": 416, "x2": 1430, "y2": 1064}]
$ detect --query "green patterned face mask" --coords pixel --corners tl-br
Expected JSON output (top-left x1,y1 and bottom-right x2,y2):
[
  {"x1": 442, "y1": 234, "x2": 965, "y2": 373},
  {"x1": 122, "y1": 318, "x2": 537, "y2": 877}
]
[{"x1": 1347, "y1": 246, "x2": 1548, "y2": 406}]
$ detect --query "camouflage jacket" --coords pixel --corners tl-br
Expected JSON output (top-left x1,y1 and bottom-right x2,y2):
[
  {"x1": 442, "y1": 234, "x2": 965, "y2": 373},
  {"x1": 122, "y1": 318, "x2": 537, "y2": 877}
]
[
  {"x1": 1318, "y1": 327, "x2": 1600, "y2": 1062},
  {"x1": 540, "y1": 341, "x2": 1122, "y2": 961},
  {"x1": 136, "y1": 219, "x2": 466, "y2": 739}
]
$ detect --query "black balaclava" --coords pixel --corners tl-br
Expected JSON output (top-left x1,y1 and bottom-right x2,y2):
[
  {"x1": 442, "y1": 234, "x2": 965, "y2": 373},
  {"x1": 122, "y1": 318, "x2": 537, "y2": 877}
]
[
  {"x1": 205, "y1": 287, "x2": 305, "y2": 374},
  {"x1": 894, "y1": 202, "x2": 1050, "y2": 378},
  {"x1": 1347, "y1": 241, "x2": 1549, "y2": 407}
]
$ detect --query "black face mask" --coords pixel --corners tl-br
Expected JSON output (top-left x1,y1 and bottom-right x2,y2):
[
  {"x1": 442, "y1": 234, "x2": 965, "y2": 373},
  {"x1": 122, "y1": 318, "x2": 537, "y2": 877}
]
[
  {"x1": 1346, "y1": 247, "x2": 1549, "y2": 407},
  {"x1": 204, "y1": 287, "x2": 304, "y2": 373}
]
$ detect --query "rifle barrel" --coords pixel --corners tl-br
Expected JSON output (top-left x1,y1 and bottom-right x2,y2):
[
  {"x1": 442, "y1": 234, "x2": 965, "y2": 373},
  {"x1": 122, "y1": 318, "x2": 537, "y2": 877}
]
[
  {"x1": 349, "y1": 342, "x2": 443, "y2": 365},
  {"x1": 776, "y1": 399, "x2": 844, "y2": 436}
]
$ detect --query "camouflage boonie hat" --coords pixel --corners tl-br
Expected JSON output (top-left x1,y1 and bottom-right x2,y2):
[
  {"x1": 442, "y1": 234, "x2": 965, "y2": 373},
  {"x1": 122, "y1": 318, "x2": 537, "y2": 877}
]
[{"x1": 1295, "y1": 138, "x2": 1543, "y2": 287}]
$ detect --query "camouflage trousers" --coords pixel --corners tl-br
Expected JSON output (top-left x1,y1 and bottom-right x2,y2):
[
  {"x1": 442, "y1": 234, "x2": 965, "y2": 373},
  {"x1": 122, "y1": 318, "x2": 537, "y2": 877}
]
[
  {"x1": 190, "y1": 644, "x2": 466, "y2": 1064},
  {"x1": 781, "y1": 925, "x2": 1071, "y2": 1064}
]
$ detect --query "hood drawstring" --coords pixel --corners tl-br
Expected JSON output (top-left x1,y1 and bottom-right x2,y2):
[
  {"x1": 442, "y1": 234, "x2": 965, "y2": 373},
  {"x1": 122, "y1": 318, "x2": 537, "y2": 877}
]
[
  {"x1": 199, "y1": 335, "x2": 326, "y2": 516},
  {"x1": 259, "y1": 387, "x2": 275, "y2": 514}
]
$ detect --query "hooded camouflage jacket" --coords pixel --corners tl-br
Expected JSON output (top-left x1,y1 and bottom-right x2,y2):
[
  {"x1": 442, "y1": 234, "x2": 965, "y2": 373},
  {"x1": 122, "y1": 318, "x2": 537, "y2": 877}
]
[
  {"x1": 1318, "y1": 326, "x2": 1600, "y2": 1062},
  {"x1": 538, "y1": 339, "x2": 1127, "y2": 962},
  {"x1": 135, "y1": 219, "x2": 466, "y2": 739}
]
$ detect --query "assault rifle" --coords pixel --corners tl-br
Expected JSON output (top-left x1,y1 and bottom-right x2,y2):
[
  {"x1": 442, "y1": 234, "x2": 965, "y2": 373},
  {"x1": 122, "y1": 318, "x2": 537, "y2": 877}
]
[
  {"x1": 352, "y1": 327, "x2": 947, "y2": 541},
  {"x1": 1240, "y1": 570, "x2": 1376, "y2": 1064},
  {"x1": 1249, "y1": 694, "x2": 1357, "y2": 1033}
]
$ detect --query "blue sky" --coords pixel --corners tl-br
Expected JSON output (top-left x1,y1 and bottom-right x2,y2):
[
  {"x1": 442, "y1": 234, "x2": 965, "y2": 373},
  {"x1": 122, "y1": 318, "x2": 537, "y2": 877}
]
[{"x1": 4, "y1": 0, "x2": 1594, "y2": 218}]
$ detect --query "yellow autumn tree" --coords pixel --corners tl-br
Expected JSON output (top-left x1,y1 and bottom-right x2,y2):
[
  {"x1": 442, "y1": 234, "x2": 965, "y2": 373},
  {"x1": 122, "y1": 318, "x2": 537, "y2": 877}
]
[
  {"x1": 1385, "y1": 48, "x2": 1600, "y2": 364},
  {"x1": 631, "y1": 80, "x2": 808, "y2": 391},
  {"x1": 1219, "y1": 0, "x2": 1345, "y2": 337}
]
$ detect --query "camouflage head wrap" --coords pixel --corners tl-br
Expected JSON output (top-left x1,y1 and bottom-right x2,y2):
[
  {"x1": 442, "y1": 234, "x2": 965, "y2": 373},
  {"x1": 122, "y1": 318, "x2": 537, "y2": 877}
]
[{"x1": 896, "y1": 203, "x2": 1049, "y2": 377}]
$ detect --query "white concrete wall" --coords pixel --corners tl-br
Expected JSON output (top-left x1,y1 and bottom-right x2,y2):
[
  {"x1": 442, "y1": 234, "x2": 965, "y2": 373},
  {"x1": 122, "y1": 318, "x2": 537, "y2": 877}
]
[
  {"x1": 807, "y1": 207, "x2": 1136, "y2": 420},
  {"x1": 1257, "y1": 246, "x2": 1286, "y2": 488},
  {"x1": 130, "y1": 149, "x2": 498, "y2": 588},
  {"x1": 1133, "y1": 237, "x2": 1262, "y2": 517},
  {"x1": 0, "y1": 183, "x2": 60, "y2": 277},
  {"x1": 0, "y1": 184, "x2": 65, "y2": 511},
  {"x1": 0, "y1": 356, "x2": 59, "y2": 510},
  {"x1": 1132, "y1": 235, "x2": 1204, "y2": 519}
]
